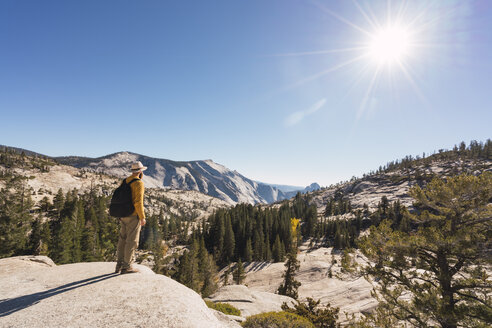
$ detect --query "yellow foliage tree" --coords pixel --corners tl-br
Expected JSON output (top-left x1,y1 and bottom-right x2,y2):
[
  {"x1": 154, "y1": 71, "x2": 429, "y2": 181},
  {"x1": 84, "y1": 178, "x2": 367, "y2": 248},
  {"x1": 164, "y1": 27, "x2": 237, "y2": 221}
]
[{"x1": 291, "y1": 218, "x2": 300, "y2": 248}]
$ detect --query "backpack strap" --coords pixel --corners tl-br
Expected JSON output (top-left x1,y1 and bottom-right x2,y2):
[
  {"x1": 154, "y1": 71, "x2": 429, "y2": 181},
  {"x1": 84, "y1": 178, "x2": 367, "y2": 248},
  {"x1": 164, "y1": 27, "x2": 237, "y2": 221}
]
[{"x1": 128, "y1": 178, "x2": 140, "y2": 185}]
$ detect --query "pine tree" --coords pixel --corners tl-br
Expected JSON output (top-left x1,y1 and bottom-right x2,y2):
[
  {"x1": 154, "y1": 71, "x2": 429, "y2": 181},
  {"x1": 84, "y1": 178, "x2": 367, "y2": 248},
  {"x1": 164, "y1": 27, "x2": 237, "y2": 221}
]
[
  {"x1": 277, "y1": 249, "x2": 301, "y2": 299},
  {"x1": 359, "y1": 173, "x2": 492, "y2": 328},
  {"x1": 234, "y1": 259, "x2": 246, "y2": 285},
  {"x1": 253, "y1": 231, "x2": 263, "y2": 261},
  {"x1": 212, "y1": 215, "x2": 225, "y2": 260},
  {"x1": 142, "y1": 215, "x2": 161, "y2": 250},
  {"x1": 223, "y1": 266, "x2": 232, "y2": 286},
  {"x1": 200, "y1": 253, "x2": 218, "y2": 297},
  {"x1": 244, "y1": 238, "x2": 253, "y2": 262},
  {"x1": 223, "y1": 216, "x2": 235, "y2": 263},
  {"x1": 272, "y1": 235, "x2": 285, "y2": 262},
  {"x1": 39, "y1": 196, "x2": 52, "y2": 213},
  {"x1": 28, "y1": 218, "x2": 43, "y2": 255},
  {"x1": 334, "y1": 228, "x2": 342, "y2": 249},
  {"x1": 0, "y1": 177, "x2": 33, "y2": 257},
  {"x1": 39, "y1": 221, "x2": 51, "y2": 256},
  {"x1": 54, "y1": 216, "x2": 74, "y2": 264},
  {"x1": 96, "y1": 196, "x2": 118, "y2": 261},
  {"x1": 281, "y1": 297, "x2": 340, "y2": 328},
  {"x1": 53, "y1": 188, "x2": 64, "y2": 219},
  {"x1": 175, "y1": 241, "x2": 200, "y2": 292},
  {"x1": 264, "y1": 234, "x2": 271, "y2": 261},
  {"x1": 81, "y1": 223, "x2": 98, "y2": 261},
  {"x1": 71, "y1": 200, "x2": 85, "y2": 262},
  {"x1": 325, "y1": 198, "x2": 334, "y2": 216}
]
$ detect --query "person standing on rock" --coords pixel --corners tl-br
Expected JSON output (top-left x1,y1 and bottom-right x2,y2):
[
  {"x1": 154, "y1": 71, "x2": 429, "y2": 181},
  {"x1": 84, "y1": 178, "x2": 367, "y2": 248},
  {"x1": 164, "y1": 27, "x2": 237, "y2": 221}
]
[{"x1": 115, "y1": 161, "x2": 147, "y2": 274}]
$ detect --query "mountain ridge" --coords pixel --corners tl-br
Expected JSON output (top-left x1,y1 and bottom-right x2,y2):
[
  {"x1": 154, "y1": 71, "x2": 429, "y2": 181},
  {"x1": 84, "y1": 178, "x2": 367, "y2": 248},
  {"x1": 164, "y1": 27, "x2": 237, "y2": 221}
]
[{"x1": 1, "y1": 145, "x2": 320, "y2": 204}]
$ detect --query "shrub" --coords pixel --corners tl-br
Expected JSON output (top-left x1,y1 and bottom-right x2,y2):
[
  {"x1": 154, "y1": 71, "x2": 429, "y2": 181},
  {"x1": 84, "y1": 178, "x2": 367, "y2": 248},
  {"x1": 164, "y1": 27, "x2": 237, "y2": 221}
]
[
  {"x1": 282, "y1": 298, "x2": 340, "y2": 328},
  {"x1": 205, "y1": 300, "x2": 241, "y2": 316},
  {"x1": 242, "y1": 311, "x2": 315, "y2": 328}
]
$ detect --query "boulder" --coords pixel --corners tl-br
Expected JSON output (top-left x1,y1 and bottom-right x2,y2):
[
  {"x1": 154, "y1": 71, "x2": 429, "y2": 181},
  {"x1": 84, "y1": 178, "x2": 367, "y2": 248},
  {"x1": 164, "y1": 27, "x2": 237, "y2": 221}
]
[
  {"x1": 0, "y1": 256, "x2": 240, "y2": 328},
  {"x1": 207, "y1": 284, "x2": 296, "y2": 317}
]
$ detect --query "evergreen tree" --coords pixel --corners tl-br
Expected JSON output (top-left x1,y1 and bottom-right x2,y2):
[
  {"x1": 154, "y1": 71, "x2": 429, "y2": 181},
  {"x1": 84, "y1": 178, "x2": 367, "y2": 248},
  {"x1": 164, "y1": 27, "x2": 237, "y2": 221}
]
[
  {"x1": 81, "y1": 223, "x2": 98, "y2": 261},
  {"x1": 0, "y1": 177, "x2": 33, "y2": 257},
  {"x1": 212, "y1": 215, "x2": 225, "y2": 260},
  {"x1": 71, "y1": 200, "x2": 85, "y2": 262},
  {"x1": 175, "y1": 241, "x2": 200, "y2": 292},
  {"x1": 234, "y1": 259, "x2": 246, "y2": 285},
  {"x1": 244, "y1": 238, "x2": 253, "y2": 262},
  {"x1": 39, "y1": 196, "x2": 52, "y2": 213},
  {"x1": 141, "y1": 215, "x2": 161, "y2": 250},
  {"x1": 53, "y1": 188, "x2": 64, "y2": 218},
  {"x1": 53, "y1": 216, "x2": 74, "y2": 264},
  {"x1": 277, "y1": 249, "x2": 301, "y2": 299},
  {"x1": 223, "y1": 265, "x2": 232, "y2": 286},
  {"x1": 200, "y1": 252, "x2": 218, "y2": 297},
  {"x1": 223, "y1": 216, "x2": 235, "y2": 263},
  {"x1": 28, "y1": 218, "x2": 43, "y2": 255},
  {"x1": 333, "y1": 229, "x2": 342, "y2": 250},
  {"x1": 281, "y1": 298, "x2": 340, "y2": 328},
  {"x1": 272, "y1": 235, "x2": 286, "y2": 262},
  {"x1": 264, "y1": 234, "x2": 271, "y2": 261},
  {"x1": 359, "y1": 173, "x2": 492, "y2": 328},
  {"x1": 303, "y1": 205, "x2": 317, "y2": 237},
  {"x1": 253, "y1": 231, "x2": 263, "y2": 261},
  {"x1": 325, "y1": 198, "x2": 334, "y2": 217},
  {"x1": 39, "y1": 221, "x2": 51, "y2": 256}
]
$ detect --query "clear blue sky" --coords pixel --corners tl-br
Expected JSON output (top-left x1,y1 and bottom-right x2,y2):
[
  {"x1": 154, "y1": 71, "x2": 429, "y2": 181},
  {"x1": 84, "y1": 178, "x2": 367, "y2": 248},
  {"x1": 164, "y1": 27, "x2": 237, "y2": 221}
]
[{"x1": 1, "y1": 0, "x2": 491, "y2": 186}]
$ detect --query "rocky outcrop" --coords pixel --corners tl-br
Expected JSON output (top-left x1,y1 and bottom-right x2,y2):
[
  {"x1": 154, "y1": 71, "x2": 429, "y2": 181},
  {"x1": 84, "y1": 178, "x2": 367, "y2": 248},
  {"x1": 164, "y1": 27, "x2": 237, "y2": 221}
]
[
  {"x1": 310, "y1": 159, "x2": 492, "y2": 212},
  {"x1": 241, "y1": 247, "x2": 378, "y2": 321},
  {"x1": 207, "y1": 285, "x2": 296, "y2": 318},
  {"x1": 0, "y1": 256, "x2": 240, "y2": 328}
]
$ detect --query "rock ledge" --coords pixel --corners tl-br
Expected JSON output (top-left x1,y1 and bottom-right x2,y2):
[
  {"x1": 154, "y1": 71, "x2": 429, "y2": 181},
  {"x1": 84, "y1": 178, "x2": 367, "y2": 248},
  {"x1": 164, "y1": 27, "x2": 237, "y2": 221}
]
[{"x1": 0, "y1": 256, "x2": 239, "y2": 328}]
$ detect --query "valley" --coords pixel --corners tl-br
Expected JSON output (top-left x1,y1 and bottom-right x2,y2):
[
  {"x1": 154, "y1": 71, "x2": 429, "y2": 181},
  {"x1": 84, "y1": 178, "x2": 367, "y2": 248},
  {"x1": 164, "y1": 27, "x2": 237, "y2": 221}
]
[{"x1": 1, "y1": 140, "x2": 491, "y2": 327}]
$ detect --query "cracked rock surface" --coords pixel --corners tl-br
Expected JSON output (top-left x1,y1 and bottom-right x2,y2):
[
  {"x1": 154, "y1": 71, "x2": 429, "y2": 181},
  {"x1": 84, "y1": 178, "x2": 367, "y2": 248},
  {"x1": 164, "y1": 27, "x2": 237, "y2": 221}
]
[{"x1": 0, "y1": 256, "x2": 240, "y2": 328}]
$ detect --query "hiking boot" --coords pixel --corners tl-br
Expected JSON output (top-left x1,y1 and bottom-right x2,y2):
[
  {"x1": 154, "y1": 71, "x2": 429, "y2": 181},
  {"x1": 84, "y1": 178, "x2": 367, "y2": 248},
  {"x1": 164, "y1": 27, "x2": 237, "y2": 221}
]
[
  {"x1": 120, "y1": 267, "x2": 140, "y2": 274},
  {"x1": 114, "y1": 262, "x2": 123, "y2": 273}
]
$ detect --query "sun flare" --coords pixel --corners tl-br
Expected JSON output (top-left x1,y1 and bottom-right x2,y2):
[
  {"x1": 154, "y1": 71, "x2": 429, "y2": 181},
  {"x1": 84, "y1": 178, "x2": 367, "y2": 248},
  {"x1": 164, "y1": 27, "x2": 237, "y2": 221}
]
[
  {"x1": 276, "y1": 0, "x2": 450, "y2": 118},
  {"x1": 369, "y1": 25, "x2": 411, "y2": 65}
]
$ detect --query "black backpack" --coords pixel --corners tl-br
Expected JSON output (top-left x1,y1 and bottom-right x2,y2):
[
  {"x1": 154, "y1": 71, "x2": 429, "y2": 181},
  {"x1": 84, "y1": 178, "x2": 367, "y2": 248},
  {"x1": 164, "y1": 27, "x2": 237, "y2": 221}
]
[{"x1": 109, "y1": 178, "x2": 139, "y2": 217}]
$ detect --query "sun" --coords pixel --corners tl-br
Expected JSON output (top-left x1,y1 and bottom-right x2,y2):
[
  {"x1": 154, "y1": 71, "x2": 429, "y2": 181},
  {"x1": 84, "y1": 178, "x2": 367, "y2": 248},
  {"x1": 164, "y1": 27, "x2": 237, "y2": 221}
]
[
  {"x1": 369, "y1": 25, "x2": 411, "y2": 65},
  {"x1": 274, "y1": 0, "x2": 449, "y2": 118}
]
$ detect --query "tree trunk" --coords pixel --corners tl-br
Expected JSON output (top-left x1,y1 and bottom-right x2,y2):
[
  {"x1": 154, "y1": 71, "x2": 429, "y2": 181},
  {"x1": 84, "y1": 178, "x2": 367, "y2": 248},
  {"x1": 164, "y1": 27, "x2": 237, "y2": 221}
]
[{"x1": 437, "y1": 250, "x2": 457, "y2": 328}]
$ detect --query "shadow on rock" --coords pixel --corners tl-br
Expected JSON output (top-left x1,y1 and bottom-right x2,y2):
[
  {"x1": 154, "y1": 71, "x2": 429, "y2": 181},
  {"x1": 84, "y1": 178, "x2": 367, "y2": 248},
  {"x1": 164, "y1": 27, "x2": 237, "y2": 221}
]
[{"x1": 0, "y1": 273, "x2": 118, "y2": 317}]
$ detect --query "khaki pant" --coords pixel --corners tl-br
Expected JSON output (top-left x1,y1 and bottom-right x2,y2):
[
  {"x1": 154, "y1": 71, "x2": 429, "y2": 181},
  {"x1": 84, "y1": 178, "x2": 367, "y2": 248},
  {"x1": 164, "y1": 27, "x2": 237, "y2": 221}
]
[{"x1": 116, "y1": 215, "x2": 141, "y2": 269}]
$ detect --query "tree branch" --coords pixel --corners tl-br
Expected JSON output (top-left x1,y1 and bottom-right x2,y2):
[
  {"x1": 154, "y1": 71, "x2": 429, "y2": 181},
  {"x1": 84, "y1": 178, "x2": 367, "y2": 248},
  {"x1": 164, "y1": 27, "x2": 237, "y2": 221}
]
[
  {"x1": 454, "y1": 291, "x2": 492, "y2": 308},
  {"x1": 458, "y1": 216, "x2": 492, "y2": 227}
]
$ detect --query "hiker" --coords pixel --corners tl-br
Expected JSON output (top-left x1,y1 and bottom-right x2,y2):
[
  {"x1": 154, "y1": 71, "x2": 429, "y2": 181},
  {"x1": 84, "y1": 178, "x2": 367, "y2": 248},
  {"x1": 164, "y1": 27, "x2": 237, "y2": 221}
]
[{"x1": 115, "y1": 161, "x2": 147, "y2": 274}]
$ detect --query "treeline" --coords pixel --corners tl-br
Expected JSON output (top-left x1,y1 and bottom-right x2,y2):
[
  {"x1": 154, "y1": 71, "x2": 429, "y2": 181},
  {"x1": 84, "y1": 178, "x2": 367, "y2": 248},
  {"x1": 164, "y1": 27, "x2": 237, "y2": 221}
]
[
  {"x1": 317, "y1": 196, "x2": 407, "y2": 249},
  {"x1": 142, "y1": 208, "x2": 196, "y2": 248},
  {"x1": 174, "y1": 237, "x2": 218, "y2": 297},
  {"x1": 201, "y1": 193, "x2": 316, "y2": 266},
  {"x1": 0, "y1": 166, "x2": 195, "y2": 272},
  {"x1": 166, "y1": 193, "x2": 315, "y2": 296},
  {"x1": 0, "y1": 175, "x2": 119, "y2": 262},
  {"x1": 324, "y1": 190, "x2": 352, "y2": 216},
  {"x1": 370, "y1": 139, "x2": 491, "y2": 176},
  {"x1": 0, "y1": 147, "x2": 55, "y2": 173},
  {"x1": 138, "y1": 212, "x2": 221, "y2": 297}
]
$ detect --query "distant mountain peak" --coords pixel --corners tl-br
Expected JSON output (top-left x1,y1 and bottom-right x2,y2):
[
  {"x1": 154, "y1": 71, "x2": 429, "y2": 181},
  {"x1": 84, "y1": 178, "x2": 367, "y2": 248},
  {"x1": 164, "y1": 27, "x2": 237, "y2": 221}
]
[
  {"x1": 55, "y1": 151, "x2": 294, "y2": 205},
  {"x1": 304, "y1": 182, "x2": 321, "y2": 192}
]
